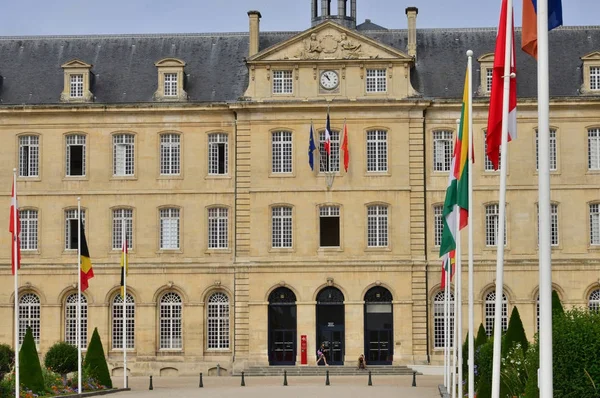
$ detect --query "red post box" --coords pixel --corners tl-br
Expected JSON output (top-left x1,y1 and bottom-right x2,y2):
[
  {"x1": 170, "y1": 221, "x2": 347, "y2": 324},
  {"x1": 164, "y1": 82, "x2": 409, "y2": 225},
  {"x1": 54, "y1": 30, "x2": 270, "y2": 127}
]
[{"x1": 301, "y1": 335, "x2": 307, "y2": 365}]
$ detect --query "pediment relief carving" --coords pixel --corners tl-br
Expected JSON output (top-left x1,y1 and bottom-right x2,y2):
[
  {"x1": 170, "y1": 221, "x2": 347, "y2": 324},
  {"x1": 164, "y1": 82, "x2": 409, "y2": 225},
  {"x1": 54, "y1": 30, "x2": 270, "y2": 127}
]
[{"x1": 61, "y1": 59, "x2": 92, "y2": 69}]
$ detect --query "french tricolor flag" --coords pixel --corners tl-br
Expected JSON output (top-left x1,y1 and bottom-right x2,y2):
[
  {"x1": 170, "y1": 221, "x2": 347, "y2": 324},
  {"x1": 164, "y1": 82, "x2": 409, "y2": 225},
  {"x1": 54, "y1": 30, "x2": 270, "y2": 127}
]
[{"x1": 324, "y1": 112, "x2": 331, "y2": 156}]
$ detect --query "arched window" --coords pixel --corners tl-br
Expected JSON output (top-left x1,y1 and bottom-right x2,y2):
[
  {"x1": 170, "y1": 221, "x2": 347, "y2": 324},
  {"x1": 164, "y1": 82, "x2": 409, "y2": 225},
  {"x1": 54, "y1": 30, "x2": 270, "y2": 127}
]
[
  {"x1": 65, "y1": 293, "x2": 87, "y2": 348},
  {"x1": 160, "y1": 292, "x2": 182, "y2": 350},
  {"x1": 589, "y1": 289, "x2": 600, "y2": 311},
  {"x1": 112, "y1": 293, "x2": 135, "y2": 350},
  {"x1": 485, "y1": 291, "x2": 508, "y2": 336},
  {"x1": 207, "y1": 292, "x2": 230, "y2": 349},
  {"x1": 19, "y1": 293, "x2": 41, "y2": 345},
  {"x1": 433, "y1": 291, "x2": 454, "y2": 349}
]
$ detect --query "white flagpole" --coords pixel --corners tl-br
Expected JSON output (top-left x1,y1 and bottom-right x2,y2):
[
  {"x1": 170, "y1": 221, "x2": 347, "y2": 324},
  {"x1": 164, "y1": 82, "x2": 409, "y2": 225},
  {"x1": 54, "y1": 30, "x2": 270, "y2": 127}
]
[
  {"x1": 445, "y1": 265, "x2": 450, "y2": 388},
  {"x1": 537, "y1": 1, "x2": 553, "y2": 397},
  {"x1": 455, "y1": 117, "x2": 463, "y2": 398},
  {"x1": 491, "y1": 0, "x2": 514, "y2": 396},
  {"x1": 13, "y1": 168, "x2": 19, "y2": 398},
  {"x1": 443, "y1": 265, "x2": 447, "y2": 389},
  {"x1": 77, "y1": 198, "x2": 82, "y2": 394},
  {"x1": 122, "y1": 218, "x2": 127, "y2": 389},
  {"x1": 466, "y1": 49, "x2": 475, "y2": 398}
]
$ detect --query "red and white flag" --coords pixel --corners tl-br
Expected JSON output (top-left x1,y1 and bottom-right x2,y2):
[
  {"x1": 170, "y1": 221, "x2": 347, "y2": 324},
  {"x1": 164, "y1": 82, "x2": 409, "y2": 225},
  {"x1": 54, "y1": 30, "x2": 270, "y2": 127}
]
[
  {"x1": 342, "y1": 122, "x2": 349, "y2": 172},
  {"x1": 324, "y1": 112, "x2": 332, "y2": 156},
  {"x1": 9, "y1": 181, "x2": 20, "y2": 275},
  {"x1": 486, "y1": 0, "x2": 517, "y2": 171}
]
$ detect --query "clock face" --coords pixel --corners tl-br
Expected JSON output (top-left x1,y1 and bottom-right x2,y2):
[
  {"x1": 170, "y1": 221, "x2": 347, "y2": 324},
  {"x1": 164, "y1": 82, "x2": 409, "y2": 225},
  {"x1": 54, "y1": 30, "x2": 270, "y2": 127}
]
[{"x1": 320, "y1": 70, "x2": 339, "y2": 90}]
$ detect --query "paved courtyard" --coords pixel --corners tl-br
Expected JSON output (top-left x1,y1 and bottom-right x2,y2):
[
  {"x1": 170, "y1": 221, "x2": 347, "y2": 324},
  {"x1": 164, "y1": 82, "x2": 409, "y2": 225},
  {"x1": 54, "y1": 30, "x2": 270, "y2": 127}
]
[{"x1": 114, "y1": 375, "x2": 442, "y2": 397}]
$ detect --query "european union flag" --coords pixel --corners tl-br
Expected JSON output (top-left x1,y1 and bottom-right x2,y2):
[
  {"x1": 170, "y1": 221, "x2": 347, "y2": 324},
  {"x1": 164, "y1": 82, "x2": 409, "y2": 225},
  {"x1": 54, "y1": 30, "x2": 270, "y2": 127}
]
[{"x1": 308, "y1": 122, "x2": 316, "y2": 170}]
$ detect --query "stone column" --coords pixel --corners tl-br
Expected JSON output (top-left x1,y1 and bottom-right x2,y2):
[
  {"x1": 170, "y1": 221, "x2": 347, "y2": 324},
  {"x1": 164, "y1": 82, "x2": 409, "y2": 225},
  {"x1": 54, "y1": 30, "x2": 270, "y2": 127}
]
[
  {"x1": 247, "y1": 302, "x2": 269, "y2": 366},
  {"x1": 297, "y1": 301, "x2": 316, "y2": 365},
  {"x1": 344, "y1": 301, "x2": 363, "y2": 365}
]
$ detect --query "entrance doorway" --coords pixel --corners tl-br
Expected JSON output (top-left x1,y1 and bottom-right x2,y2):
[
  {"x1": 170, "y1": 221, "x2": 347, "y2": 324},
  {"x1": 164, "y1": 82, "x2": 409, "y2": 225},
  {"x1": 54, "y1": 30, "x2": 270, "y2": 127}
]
[
  {"x1": 268, "y1": 287, "x2": 297, "y2": 365},
  {"x1": 364, "y1": 286, "x2": 393, "y2": 364},
  {"x1": 316, "y1": 286, "x2": 345, "y2": 365}
]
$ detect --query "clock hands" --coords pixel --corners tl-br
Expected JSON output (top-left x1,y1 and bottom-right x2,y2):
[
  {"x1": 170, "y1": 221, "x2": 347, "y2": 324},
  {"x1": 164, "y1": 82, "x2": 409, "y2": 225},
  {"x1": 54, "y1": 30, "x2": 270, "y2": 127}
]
[{"x1": 325, "y1": 74, "x2": 331, "y2": 81}]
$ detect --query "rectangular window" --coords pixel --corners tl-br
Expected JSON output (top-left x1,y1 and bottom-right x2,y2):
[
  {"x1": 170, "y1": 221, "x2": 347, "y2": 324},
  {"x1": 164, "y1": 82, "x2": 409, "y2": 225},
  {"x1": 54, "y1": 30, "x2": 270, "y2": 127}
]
[
  {"x1": 366, "y1": 69, "x2": 387, "y2": 93},
  {"x1": 319, "y1": 130, "x2": 340, "y2": 172},
  {"x1": 319, "y1": 206, "x2": 340, "y2": 247},
  {"x1": 433, "y1": 292, "x2": 454, "y2": 349},
  {"x1": 112, "y1": 209, "x2": 133, "y2": 250},
  {"x1": 113, "y1": 134, "x2": 135, "y2": 176},
  {"x1": 208, "y1": 208, "x2": 228, "y2": 249},
  {"x1": 591, "y1": 204, "x2": 600, "y2": 245},
  {"x1": 164, "y1": 73, "x2": 178, "y2": 97},
  {"x1": 273, "y1": 70, "x2": 293, "y2": 94},
  {"x1": 591, "y1": 66, "x2": 600, "y2": 91},
  {"x1": 272, "y1": 206, "x2": 293, "y2": 248},
  {"x1": 486, "y1": 68, "x2": 493, "y2": 92},
  {"x1": 160, "y1": 208, "x2": 180, "y2": 250},
  {"x1": 366, "y1": 130, "x2": 387, "y2": 172},
  {"x1": 66, "y1": 134, "x2": 86, "y2": 176},
  {"x1": 367, "y1": 205, "x2": 388, "y2": 247},
  {"x1": 20, "y1": 209, "x2": 38, "y2": 251},
  {"x1": 65, "y1": 209, "x2": 86, "y2": 250},
  {"x1": 484, "y1": 131, "x2": 501, "y2": 171},
  {"x1": 485, "y1": 204, "x2": 507, "y2": 247},
  {"x1": 65, "y1": 294, "x2": 87, "y2": 349},
  {"x1": 589, "y1": 129, "x2": 600, "y2": 170},
  {"x1": 208, "y1": 133, "x2": 228, "y2": 175},
  {"x1": 433, "y1": 130, "x2": 453, "y2": 172},
  {"x1": 272, "y1": 131, "x2": 293, "y2": 173},
  {"x1": 112, "y1": 295, "x2": 135, "y2": 350},
  {"x1": 160, "y1": 134, "x2": 181, "y2": 175},
  {"x1": 535, "y1": 129, "x2": 557, "y2": 171},
  {"x1": 19, "y1": 135, "x2": 40, "y2": 177},
  {"x1": 537, "y1": 204, "x2": 559, "y2": 247},
  {"x1": 70, "y1": 74, "x2": 84, "y2": 98},
  {"x1": 434, "y1": 205, "x2": 444, "y2": 247}
]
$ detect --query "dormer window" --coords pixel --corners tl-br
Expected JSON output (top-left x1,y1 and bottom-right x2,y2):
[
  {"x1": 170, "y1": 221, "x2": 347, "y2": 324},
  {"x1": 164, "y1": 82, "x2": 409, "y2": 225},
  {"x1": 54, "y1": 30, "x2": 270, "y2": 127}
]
[
  {"x1": 477, "y1": 53, "x2": 494, "y2": 96},
  {"x1": 60, "y1": 59, "x2": 93, "y2": 102},
  {"x1": 70, "y1": 74, "x2": 84, "y2": 98},
  {"x1": 590, "y1": 66, "x2": 600, "y2": 91},
  {"x1": 580, "y1": 52, "x2": 600, "y2": 94},
  {"x1": 154, "y1": 58, "x2": 187, "y2": 101}
]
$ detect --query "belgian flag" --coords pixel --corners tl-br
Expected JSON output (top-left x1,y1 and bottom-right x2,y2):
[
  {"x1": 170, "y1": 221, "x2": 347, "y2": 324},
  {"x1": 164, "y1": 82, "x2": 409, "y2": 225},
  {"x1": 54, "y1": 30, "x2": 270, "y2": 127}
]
[
  {"x1": 120, "y1": 239, "x2": 129, "y2": 297},
  {"x1": 80, "y1": 219, "x2": 94, "y2": 291}
]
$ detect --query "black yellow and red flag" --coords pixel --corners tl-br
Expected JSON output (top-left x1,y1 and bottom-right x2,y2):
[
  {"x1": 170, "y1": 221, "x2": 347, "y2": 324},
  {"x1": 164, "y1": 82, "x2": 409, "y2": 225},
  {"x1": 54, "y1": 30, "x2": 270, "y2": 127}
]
[{"x1": 80, "y1": 219, "x2": 94, "y2": 291}]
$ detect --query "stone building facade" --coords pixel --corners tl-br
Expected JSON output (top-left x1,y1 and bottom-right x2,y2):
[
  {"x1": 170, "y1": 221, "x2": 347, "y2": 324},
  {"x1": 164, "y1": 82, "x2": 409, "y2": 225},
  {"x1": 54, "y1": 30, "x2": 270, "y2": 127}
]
[{"x1": 0, "y1": 0, "x2": 599, "y2": 376}]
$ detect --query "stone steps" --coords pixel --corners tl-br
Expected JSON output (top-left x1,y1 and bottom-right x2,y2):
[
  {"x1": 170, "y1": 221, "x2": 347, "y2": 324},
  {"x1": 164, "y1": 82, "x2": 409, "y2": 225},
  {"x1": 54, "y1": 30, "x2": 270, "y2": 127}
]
[{"x1": 234, "y1": 365, "x2": 419, "y2": 377}]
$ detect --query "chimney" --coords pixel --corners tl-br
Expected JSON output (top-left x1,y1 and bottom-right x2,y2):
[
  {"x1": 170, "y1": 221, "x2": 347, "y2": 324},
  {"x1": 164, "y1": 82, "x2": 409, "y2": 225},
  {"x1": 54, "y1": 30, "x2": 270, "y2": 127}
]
[
  {"x1": 405, "y1": 7, "x2": 418, "y2": 59},
  {"x1": 248, "y1": 10, "x2": 262, "y2": 58}
]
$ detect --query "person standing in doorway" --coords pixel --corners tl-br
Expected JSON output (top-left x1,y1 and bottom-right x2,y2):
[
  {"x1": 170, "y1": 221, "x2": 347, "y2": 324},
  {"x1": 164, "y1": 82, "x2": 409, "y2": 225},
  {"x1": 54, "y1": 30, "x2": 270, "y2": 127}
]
[{"x1": 316, "y1": 343, "x2": 329, "y2": 366}]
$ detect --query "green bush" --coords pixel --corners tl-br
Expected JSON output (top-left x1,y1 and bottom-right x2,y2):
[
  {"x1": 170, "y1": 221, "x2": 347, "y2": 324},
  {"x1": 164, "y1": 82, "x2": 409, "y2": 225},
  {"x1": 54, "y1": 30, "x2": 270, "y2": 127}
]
[
  {"x1": 84, "y1": 328, "x2": 112, "y2": 388},
  {"x1": 523, "y1": 336, "x2": 539, "y2": 398},
  {"x1": 0, "y1": 344, "x2": 15, "y2": 380},
  {"x1": 503, "y1": 306, "x2": 528, "y2": 355},
  {"x1": 19, "y1": 327, "x2": 45, "y2": 394},
  {"x1": 475, "y1": 338, "x2": 494, "y2": 398},
  {"x1": 552, "y1": 290, "x2": 564, "y2": 316},
  {"x1": 0, "y1": 373, "x2": 14, "y2": 397},
  {"x1": 475, "y1": 323, "x2": 488, "y2": 349},
  {"x1": 45, "y1": 341, "x2": 78, "y2": 379}
]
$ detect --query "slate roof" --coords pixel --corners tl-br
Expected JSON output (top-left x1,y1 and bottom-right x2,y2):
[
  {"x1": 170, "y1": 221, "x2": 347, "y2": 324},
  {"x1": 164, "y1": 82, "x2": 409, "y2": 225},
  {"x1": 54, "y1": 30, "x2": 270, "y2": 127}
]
[
  {"x1": 356, "y1": 19, "x2": 388, "y2": 31},
  {"x1": 0, "y1": 25, "x2": 598, "y2": 105}
]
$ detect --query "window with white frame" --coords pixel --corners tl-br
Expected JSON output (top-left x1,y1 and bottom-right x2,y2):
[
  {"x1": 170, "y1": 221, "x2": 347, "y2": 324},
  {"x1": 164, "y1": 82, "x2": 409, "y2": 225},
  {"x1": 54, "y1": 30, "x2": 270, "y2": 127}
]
[
  {"x1": 208, "y1": 133, "x2": 228, "y2": 175},
  {"x1": 112, "y1": 208, "x2": 133, "y2": 250},
  {"x1": 366, "y1": 69, "x2": 387, "y2": 93},
  {"x1": 589, "y1": 289, "x2": 600, "y2": 311},
  {"x1": 160, "y1": 134, "x2": 180, "y2": 175},
  {"x1": 112, "y1": 293, "x2": 135, "y2": 350},
  {"x1": 160, "y1": 208, "x2": 180, "y2": 250},
  {"x1": 19, "y1": 135, "x2": 39, "y2": 177},
  {"x1": 484, "y1": 131, "x2": 501, "y2": 171},
  {"x1": 272, "y1": 131, "x2": 293, "y2": 173},
  {"x1": 319, "y1": 130, "x2": 340, "y2": 172},
  {"x1": 113, "y1": 134, "x2": 135, "y2": 176},
  {"x1": 485, "y1": 68, "x2": 493, "y2": 92},
  {"x1": 160, "y1": 292, "x2": 182, "y2": 350},
  {"x1": 164, "y1": 73, "x2": 178, "y2": 97},
  {"x1": 319, "y1": 206, "x2": 340, "y2": 247},
  {"x1": 591, "y1": 66, "x2": 600, "y2": 91},
  {"x1": 433, "y1": 130, "x2": 453, "y2": 172},
  {"x1": 536, "y1": 129, "x2": 557, "y2": 171},
  {"x1": 66, "y1": 134, "x2": 86, "y2": 176},
  {"x1": 19, "y1": 293, "x2": 40, "y2": 345},
  {"x1": 485, "y1": 204, "x2": 507, "y2": 247},
  {"x1": 589, "y1": 128, "x2": 600, "y2": 170},
  {"x1": 65, "y1": 293, "x2": 87, "y2": 348},
  {"x1": 484, "y1": 291, "x2": 508, "y2": 336},
  {"x1": 207, "y1": 292, "x2": 230, "y2": 349},
  {"x1": 272, "y1": 206, "x2": 292, "y2": 248},
  {"x1": 590, "y1": 203, "x2": 600, "y2": 245},
  {"x1": 433, "y1": 290, "x2": 454, "y2": 349},
  {"x1": 537, "y1": 204, "x2": 559, "y2": 246},
  {"x1": 434, "y1": 205, "x2": 444, "y2": 247},
  {"x1": 70, "y1": 74, "x2": 84, "y2": 98},
  {"x1": 65, "y1": 209, "x2": 85, "y2": 250},
  {"x1": 20, "y1": 209, "x2": 38, "y2": 251},
  {"x1": 272, "y1": 70, "x2": 293, "y2": 94},
  {"x1": 366, "y1": 130, "x2": 387, "y2": 172},
  {"x1": 208, "y1": 207, "x2": 228, "y2": 249},
  {"x1": 367, "y1": 205, "x2": 388, "y2": 247}
]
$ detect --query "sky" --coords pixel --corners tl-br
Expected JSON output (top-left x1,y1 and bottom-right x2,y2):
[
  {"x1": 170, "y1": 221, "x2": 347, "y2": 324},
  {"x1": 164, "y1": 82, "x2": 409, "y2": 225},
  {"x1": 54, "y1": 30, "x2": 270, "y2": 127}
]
[{"x1": 1, "y1": 0, "x2": 599, "y2": 36}]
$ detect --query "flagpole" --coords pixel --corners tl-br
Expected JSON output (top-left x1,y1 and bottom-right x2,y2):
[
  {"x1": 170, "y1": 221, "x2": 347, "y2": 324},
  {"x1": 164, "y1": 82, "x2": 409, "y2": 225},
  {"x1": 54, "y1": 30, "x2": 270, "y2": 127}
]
[
  {"x1": 491, "y1": 0, "x2": 514, "y2": 396},
  {"x1": 122, "y1": 218, "x2": 127, "y2": 389},
  {"x1": 445, "y1": 266, "x2": 450, "y2": 388},
  {"x1": 77, "y1": 198, "x2": 82, "y2": 394},
  {"x1": 13, "y1": 168, "x2": 19, "y2": 398},
  {"x1": 536, "y1": 1, "x2": 553, "y2": 396},
  {"x1": 455, "y1": 117, "x2": 463, "y2": 398},
  {"x1": 443, "y1": 262, "x2": 447, "y2": 388},
  {"x1": 466, "y1": 49, "x2": 475, "y2": 398}
]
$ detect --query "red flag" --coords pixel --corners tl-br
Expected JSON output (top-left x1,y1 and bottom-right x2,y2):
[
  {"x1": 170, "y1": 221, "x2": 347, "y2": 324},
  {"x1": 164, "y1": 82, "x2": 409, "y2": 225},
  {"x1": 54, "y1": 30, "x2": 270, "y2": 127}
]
[
  {"x1": 486, "y1": 0, "x2": 517, "y2": 171},
  {"x1": 9, "y1": 181, "x2": 21, "y2": 275},
  {"x1": 440, "y1": 250, "x2": 456, "y2": 289},
  {"x1": 342, "y1": 122, "x2": 349, "y2": 172}
]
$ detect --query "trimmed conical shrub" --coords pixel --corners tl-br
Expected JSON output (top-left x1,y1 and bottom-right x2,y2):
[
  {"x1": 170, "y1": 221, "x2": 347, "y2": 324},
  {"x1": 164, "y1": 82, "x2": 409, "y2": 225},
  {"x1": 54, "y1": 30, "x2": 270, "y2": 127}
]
[
  {"x1": 552, "y1": 290, "x2": 564, "y2": 317},
  {"x1": 84, "y1": 328, "x2": 112, "y2": 388},
  {"x1": 503, "y1": 306, "x2": 528, "y2": 355},
  {"x1": 475, "y1": 323, "x2": 487, "y2": 349},
  {"x1": 19, "y1": 326, "x2": 45, "y2": 393}
]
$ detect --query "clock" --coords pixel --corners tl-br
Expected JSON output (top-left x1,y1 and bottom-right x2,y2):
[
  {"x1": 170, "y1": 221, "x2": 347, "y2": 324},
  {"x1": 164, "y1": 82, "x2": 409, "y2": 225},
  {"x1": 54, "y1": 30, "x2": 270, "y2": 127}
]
[{"x1": 320, "y1": 70, "x2": 339, "y2": 90}]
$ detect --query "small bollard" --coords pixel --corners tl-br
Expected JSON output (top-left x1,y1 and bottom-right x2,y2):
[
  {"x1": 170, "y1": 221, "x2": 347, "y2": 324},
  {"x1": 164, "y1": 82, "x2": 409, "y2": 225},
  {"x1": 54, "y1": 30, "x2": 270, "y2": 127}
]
[
  {"x1": 325, "y1": 369, "x2": 330, "y2": 386},
  {"x1": 199, "y1": 372, "x2": 203, "y2": 388},
  {"x1": 368, "y1": 370, "x2": 372, "y2": 386},
  {"x1": 217, "y1": 363, "x2": 221, "y2": 377},
  {"x1": 412, "y1": 371, "x2": 417, "y2": 387},
  {"x1": 149, "y1": 375, "x2": 153, "y2": 390},
  {"x1": 241, "y1": 371, "x2": 246, "y2": 386},
  {"x1": 126, "y1": 376, "x2": 129, "y2": 389},
  {"x1": 283, "y1": 370, "x2": 288, "y2": 386}
]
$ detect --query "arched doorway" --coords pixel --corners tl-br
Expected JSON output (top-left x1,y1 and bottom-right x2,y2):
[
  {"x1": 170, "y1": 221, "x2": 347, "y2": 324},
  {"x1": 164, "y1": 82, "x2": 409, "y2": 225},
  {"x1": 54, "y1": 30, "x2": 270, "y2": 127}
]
[
  {"x1": 268, "y1": 287, "x2": 297, "y2": 365},
  {"x1": 364, "y1": 286, "x2": 393, "y2": 364},
  {"x1": 316, "y1": 286, "x2": 345, "y2": 365}
]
